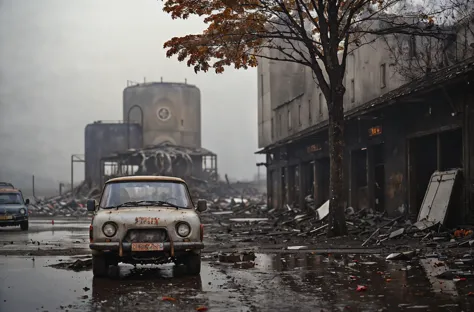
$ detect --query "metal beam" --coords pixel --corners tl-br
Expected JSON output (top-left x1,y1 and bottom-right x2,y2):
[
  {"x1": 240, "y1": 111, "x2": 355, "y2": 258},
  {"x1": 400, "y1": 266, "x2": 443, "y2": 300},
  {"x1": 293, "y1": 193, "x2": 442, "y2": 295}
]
[{"x1": 70, "y1": 154, "x2": 85, "y2": 195}]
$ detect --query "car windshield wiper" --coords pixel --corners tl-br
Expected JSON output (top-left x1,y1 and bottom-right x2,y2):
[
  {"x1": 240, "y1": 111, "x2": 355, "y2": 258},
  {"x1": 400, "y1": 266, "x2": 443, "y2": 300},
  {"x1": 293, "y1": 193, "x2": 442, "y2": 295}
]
[
  {"x1": 104, "y1": 201, "x2": 143, "y2": 210},
  {"x1": 104, "y1": 200, "x2": 185, "y2": 210},
  {"x1": 135, "y1": 200, "x2": 183, "y2": 209}
]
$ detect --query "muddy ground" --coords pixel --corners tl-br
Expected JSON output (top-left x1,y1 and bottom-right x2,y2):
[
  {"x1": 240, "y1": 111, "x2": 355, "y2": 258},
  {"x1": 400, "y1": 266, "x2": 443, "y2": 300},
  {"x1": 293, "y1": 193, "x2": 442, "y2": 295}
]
[{"x1": 1, "y1": 216, "x2": 474, "y2": 311}]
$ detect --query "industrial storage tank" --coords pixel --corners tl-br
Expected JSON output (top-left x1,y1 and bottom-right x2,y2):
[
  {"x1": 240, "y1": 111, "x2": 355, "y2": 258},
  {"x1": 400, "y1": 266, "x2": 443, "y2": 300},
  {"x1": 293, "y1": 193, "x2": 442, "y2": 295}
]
[
  {"x1": 123, "y1": 81, "x2": 201, "y2": 148},
  {"x1": 84, "y1": 121, "x2": 142, "y2": 187}
]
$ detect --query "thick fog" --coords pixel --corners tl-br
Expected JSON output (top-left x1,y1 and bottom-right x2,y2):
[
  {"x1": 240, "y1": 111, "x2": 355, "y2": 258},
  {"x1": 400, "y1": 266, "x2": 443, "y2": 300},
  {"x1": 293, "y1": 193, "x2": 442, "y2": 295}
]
[{"x1": 0, "y1": 0, "x2": 265, "y2": 196}]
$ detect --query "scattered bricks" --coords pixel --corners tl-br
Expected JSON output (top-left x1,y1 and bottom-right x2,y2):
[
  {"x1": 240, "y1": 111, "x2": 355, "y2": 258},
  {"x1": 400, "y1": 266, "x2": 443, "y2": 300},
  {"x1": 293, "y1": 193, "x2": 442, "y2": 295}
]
[
  {"x1": 241, "y1": 252, "x2": 256, "y2": 262},
  {"x1": 233, "y1": 261, "x2": 256, "y2": 269},
  {"x1": 219, "y1": 253, "x2": 242, "y2": 263}
]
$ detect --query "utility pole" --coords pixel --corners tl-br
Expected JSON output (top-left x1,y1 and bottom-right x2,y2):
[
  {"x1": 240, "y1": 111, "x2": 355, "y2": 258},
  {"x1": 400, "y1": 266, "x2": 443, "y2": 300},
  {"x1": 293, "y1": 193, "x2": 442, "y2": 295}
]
[{"x1": 32, "y1": 175, "x2": 35, "y2": 198}]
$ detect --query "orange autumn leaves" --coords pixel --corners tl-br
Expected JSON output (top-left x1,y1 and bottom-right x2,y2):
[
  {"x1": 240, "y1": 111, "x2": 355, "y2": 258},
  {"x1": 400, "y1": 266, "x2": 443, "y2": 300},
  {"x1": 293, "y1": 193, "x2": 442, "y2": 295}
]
[{"x1": 161, "y1": 0, "x2": 388, "y2": 73}]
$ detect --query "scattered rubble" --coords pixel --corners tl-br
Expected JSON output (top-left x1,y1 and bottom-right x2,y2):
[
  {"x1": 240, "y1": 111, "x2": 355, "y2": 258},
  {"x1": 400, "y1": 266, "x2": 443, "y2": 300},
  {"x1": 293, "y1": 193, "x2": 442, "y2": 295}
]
[
  {"x1": 48, "y1": 257, "x2": 92, "y2": 272},
  {"x1": 27, "y1": 181, "x2": 95, "y2": 217}
]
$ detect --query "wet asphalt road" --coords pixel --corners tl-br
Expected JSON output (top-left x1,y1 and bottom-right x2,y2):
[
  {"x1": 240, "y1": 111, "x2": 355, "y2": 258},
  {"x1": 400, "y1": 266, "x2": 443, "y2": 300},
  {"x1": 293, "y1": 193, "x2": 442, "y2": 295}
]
[{"x1": 2, "y1": 219, "x2": 474, "y2": 311}]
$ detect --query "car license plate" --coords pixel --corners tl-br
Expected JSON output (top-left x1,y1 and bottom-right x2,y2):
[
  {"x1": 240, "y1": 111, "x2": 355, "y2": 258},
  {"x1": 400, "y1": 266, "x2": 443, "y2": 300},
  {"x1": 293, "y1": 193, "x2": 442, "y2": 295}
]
[
  {"x1": 131, "y1": 243, "x2": 164, "y2": 252},
  {"x1": 0, "y1": 215, "x2": 12, "y2": 220}
]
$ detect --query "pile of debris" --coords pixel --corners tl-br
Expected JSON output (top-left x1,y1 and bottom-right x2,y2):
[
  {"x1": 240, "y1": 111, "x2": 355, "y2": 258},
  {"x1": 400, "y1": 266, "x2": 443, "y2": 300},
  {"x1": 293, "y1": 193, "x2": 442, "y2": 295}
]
[
  {"x1": 28, "y1": 181, "x2": 97, "y2": 217},
  {"x1": 203, "y1": 170, "x2": 474, "y2": 249}
]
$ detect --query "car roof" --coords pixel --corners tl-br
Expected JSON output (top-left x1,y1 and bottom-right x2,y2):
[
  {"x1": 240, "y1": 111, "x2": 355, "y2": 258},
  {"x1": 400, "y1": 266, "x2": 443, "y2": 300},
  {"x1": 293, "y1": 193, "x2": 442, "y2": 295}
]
[
  {"x1": 105, "y1": 175, "x2": 186, "y2": 184},
  {"x1": 0, "y1": 188, "x2": 21, "y2": 193}
]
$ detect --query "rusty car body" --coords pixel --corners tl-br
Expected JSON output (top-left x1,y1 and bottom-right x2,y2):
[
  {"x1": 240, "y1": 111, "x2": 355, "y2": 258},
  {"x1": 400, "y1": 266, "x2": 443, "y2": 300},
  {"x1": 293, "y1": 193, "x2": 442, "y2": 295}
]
[{"x1": 87, "y1": 175, "x2": 207, "y2": 277}]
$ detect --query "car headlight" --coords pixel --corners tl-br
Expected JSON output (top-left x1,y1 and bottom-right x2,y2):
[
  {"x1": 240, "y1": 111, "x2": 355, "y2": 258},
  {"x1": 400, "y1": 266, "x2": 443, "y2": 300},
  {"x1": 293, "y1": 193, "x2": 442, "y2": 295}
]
[
  {"x1": 102, "y1": 222, "x2": 117, "y2": 237},
  {"x1": 19, "y1": 208, "x2": 26, "y2": 215},
  {"x1": 176, "y1": 222, "x2": 191, "y2": 237}
]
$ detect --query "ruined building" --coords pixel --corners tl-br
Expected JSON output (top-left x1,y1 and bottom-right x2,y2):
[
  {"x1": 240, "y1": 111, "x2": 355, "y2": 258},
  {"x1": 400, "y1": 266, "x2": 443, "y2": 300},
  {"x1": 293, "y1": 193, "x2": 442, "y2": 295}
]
[
  {"x1": 84, "y1": 81, "x2": 217, "y2": 187},
  {"x1": 257, "y1": 17, "x2": 474, "y2": 224}
]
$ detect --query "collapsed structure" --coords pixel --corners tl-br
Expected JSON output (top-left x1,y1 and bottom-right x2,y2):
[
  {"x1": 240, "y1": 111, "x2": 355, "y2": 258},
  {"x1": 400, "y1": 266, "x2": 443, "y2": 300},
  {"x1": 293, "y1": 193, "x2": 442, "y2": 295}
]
[
  {"x1": 83, "y1": 80, "x2": 217, "y2": 188},
  {"x1": 100, "y1": 143, "x2": 217, "y2": 185}
]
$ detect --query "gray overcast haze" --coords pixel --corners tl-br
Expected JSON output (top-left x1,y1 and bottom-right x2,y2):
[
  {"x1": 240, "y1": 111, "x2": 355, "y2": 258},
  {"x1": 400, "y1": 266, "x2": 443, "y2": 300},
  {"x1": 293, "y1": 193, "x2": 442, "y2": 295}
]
[{"x1": 0, "y1": 0, "x2": 264, "y2": 195}]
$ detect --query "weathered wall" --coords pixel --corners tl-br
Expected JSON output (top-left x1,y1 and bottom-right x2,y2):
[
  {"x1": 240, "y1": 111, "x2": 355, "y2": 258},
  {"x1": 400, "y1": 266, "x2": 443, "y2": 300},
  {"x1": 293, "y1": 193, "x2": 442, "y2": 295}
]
[
  {"x1": 123, "y1": 82, "x2": 201, "y2": 148},
  {"x1": 257, "y1": 49, "x2": 274, "y2": 148},
  {"x1": 257, "y1": 30, "x2": 409, "y2": 148},
  {"x1": 257, "y1": 19, "x2": 474, "y2": 150},
  {"x1": 84, "y1": 122, "x2": 142, "y2": 186}
]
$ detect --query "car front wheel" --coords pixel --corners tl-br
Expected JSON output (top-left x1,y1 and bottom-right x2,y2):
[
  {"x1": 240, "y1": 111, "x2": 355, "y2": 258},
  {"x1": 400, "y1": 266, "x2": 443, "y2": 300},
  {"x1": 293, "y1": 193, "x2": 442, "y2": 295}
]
[
  {"x1": 20, "y1": 221, "x2": 28, "y2": 231},
  {"x1": 183, "y1": 253, "x2": 201, "y2": 276},
  {"x1": 92, "y1": 254, "x2": 118, "y2": 277}
]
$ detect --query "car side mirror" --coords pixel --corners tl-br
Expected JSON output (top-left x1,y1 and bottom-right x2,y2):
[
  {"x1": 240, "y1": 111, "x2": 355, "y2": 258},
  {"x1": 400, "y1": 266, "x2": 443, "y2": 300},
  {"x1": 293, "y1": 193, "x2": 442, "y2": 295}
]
[
  {"x1": 196, "y1": 199, "x2": 208, "y2": 212},
  {"x1": 24, "y1": 198, "x2": 30, "y2": 205},
  {"x1": 86, "y1": 199, "x2": 96, "y2": 212}
]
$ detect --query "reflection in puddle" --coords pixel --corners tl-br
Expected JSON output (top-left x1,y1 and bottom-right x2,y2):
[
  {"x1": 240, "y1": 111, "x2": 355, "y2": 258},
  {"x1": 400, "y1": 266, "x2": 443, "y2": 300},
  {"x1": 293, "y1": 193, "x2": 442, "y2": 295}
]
[{"x1": 419, "y1": 258, "x2": 458, "y2": 296}]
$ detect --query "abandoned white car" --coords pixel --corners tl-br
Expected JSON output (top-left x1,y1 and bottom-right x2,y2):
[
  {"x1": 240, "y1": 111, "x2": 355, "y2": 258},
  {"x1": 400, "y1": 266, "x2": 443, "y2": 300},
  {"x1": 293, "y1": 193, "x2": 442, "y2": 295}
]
[{"x1": 87, "y1": 175, "x2": 207, "y2": 277}]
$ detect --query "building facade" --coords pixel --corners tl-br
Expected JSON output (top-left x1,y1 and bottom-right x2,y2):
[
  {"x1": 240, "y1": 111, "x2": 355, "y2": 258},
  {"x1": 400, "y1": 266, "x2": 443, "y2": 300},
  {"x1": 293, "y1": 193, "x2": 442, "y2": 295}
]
[{"x1": 257, "y1": 19, "x2": 474, "y2": 222}]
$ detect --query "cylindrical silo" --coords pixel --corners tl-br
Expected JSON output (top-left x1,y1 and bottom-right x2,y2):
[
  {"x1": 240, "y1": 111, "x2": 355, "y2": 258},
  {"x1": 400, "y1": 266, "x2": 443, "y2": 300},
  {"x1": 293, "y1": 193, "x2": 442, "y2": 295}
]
[{"x1": 123, "y1": 82, "x2": 201, "y2": 148}]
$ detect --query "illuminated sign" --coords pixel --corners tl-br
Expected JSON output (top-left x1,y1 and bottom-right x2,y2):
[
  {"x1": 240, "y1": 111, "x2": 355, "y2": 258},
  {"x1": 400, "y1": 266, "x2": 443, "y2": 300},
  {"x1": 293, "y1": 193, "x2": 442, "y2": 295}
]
[
  {"x1": 368, "y1": 126, "x2": 382, "y2": 137},
  {"x1": 307, "y1": 144, "x2": 322, "y2": 153}
]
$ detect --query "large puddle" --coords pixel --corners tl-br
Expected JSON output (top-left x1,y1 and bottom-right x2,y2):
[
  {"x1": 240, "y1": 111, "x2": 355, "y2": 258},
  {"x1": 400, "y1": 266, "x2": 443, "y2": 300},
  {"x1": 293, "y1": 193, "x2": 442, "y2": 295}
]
[{"x1": 2, "y1": 253, "x2": 474, "y2": 311}]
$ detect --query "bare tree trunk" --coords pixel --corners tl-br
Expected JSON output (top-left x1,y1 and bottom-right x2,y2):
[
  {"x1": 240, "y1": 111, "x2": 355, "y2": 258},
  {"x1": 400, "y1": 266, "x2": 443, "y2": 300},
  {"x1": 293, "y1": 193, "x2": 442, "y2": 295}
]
[{"x1": 327, "y1": 86, "x2": 348, "y2": 238}]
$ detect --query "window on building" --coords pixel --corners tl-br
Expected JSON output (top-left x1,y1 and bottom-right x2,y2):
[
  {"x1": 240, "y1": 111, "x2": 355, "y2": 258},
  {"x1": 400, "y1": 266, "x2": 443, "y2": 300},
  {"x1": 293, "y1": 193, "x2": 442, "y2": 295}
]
[
  {"x1": 298, "y1": 104, "x2": 302, "y2": 126},
  {"x1": 181, "y1": 119, "x2": 184, "y2": 126},
  {"x1": 318, "y1": 93, "x2": 323, "y2": 117},
  {"x1": 278, "y1": 113, "x2": 282, "y2": 136},
  {"x1": 288, "y1": 109, "x2": 292, "y2": 130},
  {"x1": 260, "y1": 74, "x2": 264, "y2": 97},
  {"x1": 351, "y1": 79, "x2": 355, "y2": 103},
  {"x1": 271, "y1": 117, "x2": 274, "y2": 139},
  {"x1": 380, "y1": 63, "x2": 386, "y2": 89},
  {"x1": 409, "y1": 36, "x2": 417, "y2": 58},
  {"x1": 308, "y1": 100, "x2": 312, "y2": 123}
]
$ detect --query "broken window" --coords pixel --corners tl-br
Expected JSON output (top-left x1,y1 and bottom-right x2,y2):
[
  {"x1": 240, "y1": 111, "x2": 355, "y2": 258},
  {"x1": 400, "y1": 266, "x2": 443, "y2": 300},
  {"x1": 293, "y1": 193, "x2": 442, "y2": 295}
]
[
  {"x1": 271, "y1": 117, "x2": 274, "y2": 139},
  {"x1": 351, "y1": 79, "x2": 355, "y2": 103},
  {"x1": 308, "y1": 100, "x2": 312, "y2": 123},
  {"x1": 318, "y1": 93, "x2": 323, "y2": 117},
  {"x1": 298, "y1": 104, "x2": 302, "y2": 126},
  {"x1": 380, "y1": 63, "x2": 386, "y2": 89},
  {"x1": 288, "y1": 109, "x2": 292, "y2": 130}
]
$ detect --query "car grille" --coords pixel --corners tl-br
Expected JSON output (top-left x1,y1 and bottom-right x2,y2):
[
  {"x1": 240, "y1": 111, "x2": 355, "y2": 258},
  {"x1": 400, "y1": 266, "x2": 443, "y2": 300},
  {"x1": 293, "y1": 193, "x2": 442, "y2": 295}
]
[{"x1": 124, "y1": 229, "x2": 169, "y2": 243}]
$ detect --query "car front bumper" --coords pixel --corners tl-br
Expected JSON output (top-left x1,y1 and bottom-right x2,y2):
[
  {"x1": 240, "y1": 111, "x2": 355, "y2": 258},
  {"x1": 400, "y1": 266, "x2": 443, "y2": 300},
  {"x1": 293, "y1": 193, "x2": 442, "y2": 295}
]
[
  {"x1": 0, "y1": 215, "x2": 28, "y2": 226},
  {"x1": 90, "y1": 242, "x2": 204, "y2": 252}
]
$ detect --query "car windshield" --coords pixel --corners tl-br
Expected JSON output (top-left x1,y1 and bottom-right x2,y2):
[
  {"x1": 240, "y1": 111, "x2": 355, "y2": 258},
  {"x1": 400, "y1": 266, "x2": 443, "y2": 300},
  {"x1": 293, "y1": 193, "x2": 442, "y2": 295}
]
[
  {"x1": 0, "y1": 193, "x2": 23, "y2": 205},
  {"x1": 99, "y1": 181, "x2": 192, "y2": 209}
]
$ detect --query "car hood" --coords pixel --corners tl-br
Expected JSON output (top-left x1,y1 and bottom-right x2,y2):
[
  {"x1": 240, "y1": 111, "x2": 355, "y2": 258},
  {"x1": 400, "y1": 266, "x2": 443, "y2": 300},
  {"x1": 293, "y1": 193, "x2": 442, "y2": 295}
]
[
  {"x1": 94, "y1": 206, "x2": 199, "y2": 225},
  {"x1": 0, "y1": 204, "x2": 27, "y2": 213}
]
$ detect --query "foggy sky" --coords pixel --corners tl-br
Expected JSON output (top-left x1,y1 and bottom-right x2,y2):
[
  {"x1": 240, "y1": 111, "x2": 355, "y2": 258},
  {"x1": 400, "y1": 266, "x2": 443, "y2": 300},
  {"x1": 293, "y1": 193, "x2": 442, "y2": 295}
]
[{"x1": 0, "y1": 0, "x2": 265, "y2": 195}]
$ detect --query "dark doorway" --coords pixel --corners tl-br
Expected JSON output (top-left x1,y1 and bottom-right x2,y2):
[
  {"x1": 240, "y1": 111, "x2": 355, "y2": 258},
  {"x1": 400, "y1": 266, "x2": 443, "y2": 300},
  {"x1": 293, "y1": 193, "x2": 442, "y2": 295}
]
[
  {"x1": 281, "y1": 167, "x2": 287, "y2": 207},
  {"x1": 294, "y1": 166, "x2": 300, "y2": 207},
  {"x1": 409, "y1": 128, "x2": 463, "y2": 214},
  {"x1": 315, "y1": 157, "x2": 330, "y2": 207},
  {"x1": 352, "y1": 149, "x2": 368, "y2": 210},
  {"x1": 439, "y1": 128, "x2": 463, "y2": 170},
  {"x1": 410, "y1": 133, "x2": 438, "y2": 213},
  {"x1": 287, "y1": 166, "x2": 296, "y2": 206},
  {"x1": 373, "y1": 144, "x2": 385, "y2": 212},
  {"x1": 271, "y1": 171, "x2": 278, "y2": 209},
  {"x1": 304, "y1": 161, "x2": 315, "y2": 198}
]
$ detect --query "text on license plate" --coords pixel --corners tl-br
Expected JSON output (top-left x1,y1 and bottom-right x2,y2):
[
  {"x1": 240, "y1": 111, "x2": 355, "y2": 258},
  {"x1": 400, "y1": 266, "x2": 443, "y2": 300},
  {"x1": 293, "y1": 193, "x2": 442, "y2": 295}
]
[
  {"x1": 0, "y1": 215, "x2": 12, "y2": 220},
  {"x1": 131, "y1": 242, "x2": 164, "y2": 252}
]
